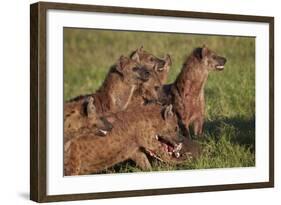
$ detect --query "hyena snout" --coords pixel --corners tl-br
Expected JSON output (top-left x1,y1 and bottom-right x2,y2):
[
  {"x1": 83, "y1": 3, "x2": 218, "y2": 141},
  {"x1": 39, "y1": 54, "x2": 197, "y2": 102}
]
[{"x1": 214, "y1": 56, "x2": 227, "y2": 70}]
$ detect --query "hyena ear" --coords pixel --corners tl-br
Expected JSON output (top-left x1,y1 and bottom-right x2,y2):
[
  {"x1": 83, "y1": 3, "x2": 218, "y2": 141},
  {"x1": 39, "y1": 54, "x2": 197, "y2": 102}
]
[
  {"x1": 130, "y1": 51, "x2": 140, "y2": 62},
  {"x1": 116, "y1": 55, "x2": 129, "y2": 73},
  {"x1": 194, "y1": 46, "x2": 209, "y2": 60},
  {"x1": 138, "y1": 45, "x2": 144, "y2": 52},
  {"x1": 163, "y1": 105, "x2": 174, "y2": 120},
  {"x1": 201, "y1": 45, "x2": 209, "y2": 58},
  {"x1": 193, "y1": 47, "x2": 203, "y2": 60},
  {"x1": 153, "y1": 64, "x2": 159, "y2": 71},
  {"x1": 165, "y1": 54, "x2": 172, "y2": 66},
  {"x1": 130, "y1": 47, "x2": 143, "y2": 63},
  {"x1": 156, "y1": 54, "x2": 172, "y2": 72},
  {"x1": 86, "y1": 96, "x2": 96, "y2": 118}
]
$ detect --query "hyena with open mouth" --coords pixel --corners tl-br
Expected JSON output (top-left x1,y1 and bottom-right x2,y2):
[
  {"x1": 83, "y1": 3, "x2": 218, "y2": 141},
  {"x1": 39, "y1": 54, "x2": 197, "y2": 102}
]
[
  {"x1": 64, "y1": 104, "x2": 185, "y2": 176},
  {"x1": 160, "y1": 45, "x2": 227, "y2": 137}
]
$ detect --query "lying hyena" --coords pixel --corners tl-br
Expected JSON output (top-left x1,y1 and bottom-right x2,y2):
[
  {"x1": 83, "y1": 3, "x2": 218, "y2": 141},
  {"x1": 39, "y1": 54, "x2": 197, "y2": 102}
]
[
  {"x1": 64, "y1": 104, "x2": 185, "y2": 176},
  {"x1": 160, "y1": 45, "x2": 227, "y2": 136},
  {"x1": 130, "y1": 46, "x2": 172, "y2": 84},
  {"x1": 64, "y1": 97, "x2": 114, "y2": 141},
  {"x1": 64, "y1": 56, "x2": 150, "y2": 134}
]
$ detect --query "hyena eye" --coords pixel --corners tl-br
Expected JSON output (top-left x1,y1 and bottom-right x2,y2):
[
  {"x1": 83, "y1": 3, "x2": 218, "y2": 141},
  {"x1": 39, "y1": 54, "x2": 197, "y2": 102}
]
[
  {"x1": 150, "y1": 57, "x2": 154, "y2": 62},
  {"x1": 175, "y1": 127, "x2": 178, "y2": 132}
]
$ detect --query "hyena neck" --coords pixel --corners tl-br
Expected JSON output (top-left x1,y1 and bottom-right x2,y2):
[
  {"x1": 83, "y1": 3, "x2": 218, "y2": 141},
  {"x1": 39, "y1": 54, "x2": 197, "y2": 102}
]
[
  {"x1": 120, "y1": 85, "x2": 136, "y2": 110},
  {"x1": 174, "y1": 56, "x2": 209, "y2": 98},
  {"x1": 97, "y1": 69, "x2": 120, "y2": 94},
  {"x1": 130, "y1": 90, "x2": 144, "y2": 106},
  {"x1": 97, "y1": 72, "x2": 136, "y2": 112},
  {"x1": 93, "y1": 72, "x2": 121, "y2": 113},
  {"x1": 130, "y1": 86, "x2": 152, "y2": 106}
]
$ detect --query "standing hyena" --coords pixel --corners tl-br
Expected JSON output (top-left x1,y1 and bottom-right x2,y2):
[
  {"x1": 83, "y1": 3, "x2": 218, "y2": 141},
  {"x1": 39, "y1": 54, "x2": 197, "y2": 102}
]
[
  {"x1": 64, "y1": 104, "x2": 185, "y2": 176},
  {"x1": 160, "y1": 45, "x2": 227, "y2": 136}
]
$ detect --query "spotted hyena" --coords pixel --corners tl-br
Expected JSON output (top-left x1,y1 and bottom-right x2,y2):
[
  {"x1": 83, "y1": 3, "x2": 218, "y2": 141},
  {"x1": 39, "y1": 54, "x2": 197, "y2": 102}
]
[
  {"x1": 160, "y1": 45, "x2": 227, "y2": 137},
  {"x1": 64, "y1": 104, "x2": 185, "y2": 176}
]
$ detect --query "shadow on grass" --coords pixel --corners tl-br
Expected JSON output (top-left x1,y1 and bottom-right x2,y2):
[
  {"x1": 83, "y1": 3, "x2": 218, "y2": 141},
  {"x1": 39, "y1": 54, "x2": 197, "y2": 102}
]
[{"x1": 203, "y1": 116, "x2": 255, "y2": 151}]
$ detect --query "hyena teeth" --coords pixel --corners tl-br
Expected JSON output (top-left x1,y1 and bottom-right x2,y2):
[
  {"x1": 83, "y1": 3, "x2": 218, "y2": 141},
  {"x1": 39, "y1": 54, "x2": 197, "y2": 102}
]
[
  {"x1": 175, "y1": 152, "x2": 180, "y2": 158},
  {"x1": 155, "y1": 135, "x2": 159, "y2": 140},
  {"x1": 173, "y1": 143, "x2": 182, "y2": 152},
  {"x1": 99, "y1": 129, "x2": 108, "y2": 135},
  {"x1": 178, "y1": 143, "x2": 182, "y2": 150},
  {"x1": 216, "y1": 65, "x2": 224, "y2": 69},
  {"x1": 163, "y1": 144, "x2": 168, "y2": 152}
]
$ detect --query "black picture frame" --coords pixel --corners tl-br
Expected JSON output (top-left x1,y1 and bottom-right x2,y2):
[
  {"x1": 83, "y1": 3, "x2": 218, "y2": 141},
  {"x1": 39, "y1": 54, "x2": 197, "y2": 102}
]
[{"x1": 30, "y1": 1, "x2": 274, "y2": 202}]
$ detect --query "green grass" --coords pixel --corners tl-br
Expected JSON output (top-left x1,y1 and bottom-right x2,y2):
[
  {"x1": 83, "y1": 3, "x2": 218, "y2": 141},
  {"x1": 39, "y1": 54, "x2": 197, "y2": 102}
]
[{"x1": 64, "y1": 28, "x2": 255, "y2": 172}]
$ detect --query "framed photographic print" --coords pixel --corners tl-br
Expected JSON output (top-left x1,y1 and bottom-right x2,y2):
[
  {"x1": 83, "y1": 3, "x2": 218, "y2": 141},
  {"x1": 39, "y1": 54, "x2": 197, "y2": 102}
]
[{"x1": 30, "y1": 1, "x2": 274, "y2": 202}]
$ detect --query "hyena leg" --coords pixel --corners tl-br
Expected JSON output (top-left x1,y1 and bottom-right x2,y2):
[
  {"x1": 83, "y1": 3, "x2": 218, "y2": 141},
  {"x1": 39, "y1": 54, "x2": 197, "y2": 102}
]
[
  {"x1": 179, "y1": 120, "x2": 191, "y2": 139},
  {"x1": 131, "y1": 149, "x2": 152, "y2": 171},
  {"x1": 193, "y1": 117, "x2": 204, "y2": 136},
  {"x1": 64, "y1": 140, "x2": 81, "y2": 176}
]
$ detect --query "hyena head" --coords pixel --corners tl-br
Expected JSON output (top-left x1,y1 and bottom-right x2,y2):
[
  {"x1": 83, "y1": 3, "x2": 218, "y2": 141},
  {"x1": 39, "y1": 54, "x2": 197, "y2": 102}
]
[
  {"x1": 130, "y1": 46, "x2": 172, "y2": 84},
  {"x1": 193, "y1": 45, "x2": 227, "y2": 71},
  {"x1": 139, "y1": 69, "x2": 162, "y2": 102},
  {"x1": 84, "y1": 96, "x2": 113, "y2": 135},
  {"x1": 64, "y1": 97, "x2": 112, "y2": 135},
  {"x1": 153, "y1": 105, "x2": 183, "y2": 158},
  {"x1": 115, "y1": 55, "x2": 150, "y2": 85},
  {"x1": 158, "y1": 105, "x2": 181, "y2": 144}
]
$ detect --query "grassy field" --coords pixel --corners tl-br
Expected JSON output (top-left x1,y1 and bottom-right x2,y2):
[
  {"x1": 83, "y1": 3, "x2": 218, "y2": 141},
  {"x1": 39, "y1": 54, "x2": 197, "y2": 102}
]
[{"x1": 64, "y1": 28, "x2": 255, "y2": 172}]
